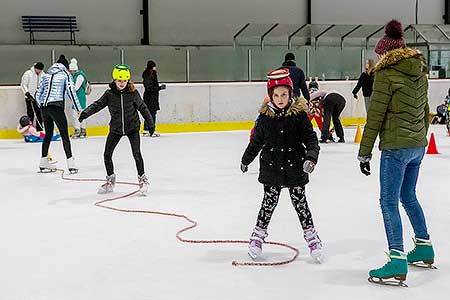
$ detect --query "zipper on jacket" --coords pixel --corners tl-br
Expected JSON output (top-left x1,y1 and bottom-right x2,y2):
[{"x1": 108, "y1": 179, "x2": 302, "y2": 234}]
[
  {"x1": 44, "y1": 74, "x2": 55, "y2": 107},
  {"x1": 121, "y1": 93, "x2": 125, "y2": 135}
]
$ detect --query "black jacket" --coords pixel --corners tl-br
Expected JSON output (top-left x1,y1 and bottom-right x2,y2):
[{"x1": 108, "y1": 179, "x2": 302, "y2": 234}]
[
  {"x1": 142, "y1": 70, "x2": 161, "y2": 112},
  {"x1": 242, "y1": 99, "x2": 319, "y2": 186},
  {"x1": 281, "y1": 60, "x2": 310, "y2": 101},
  {"x1": 81, "y1": 82, "x2": 154, "y2": 136},
  {"x1": 352, "y1": 72, "x2": 374, "y2": 97}
]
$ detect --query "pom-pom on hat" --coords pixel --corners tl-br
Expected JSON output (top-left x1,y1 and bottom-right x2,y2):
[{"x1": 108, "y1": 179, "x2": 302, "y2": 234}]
[
  {"x1": 69, "y1": 58, "x2": 78, "y2": 71},
  {"x1": 375, "y1": 19, "x2": 406, "y2": 55}
]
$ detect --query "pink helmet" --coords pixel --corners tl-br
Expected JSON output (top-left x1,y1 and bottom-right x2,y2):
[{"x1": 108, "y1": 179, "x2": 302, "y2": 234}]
[{"x1": 267, "y1": 68, "x2": 293, "y2": 94}]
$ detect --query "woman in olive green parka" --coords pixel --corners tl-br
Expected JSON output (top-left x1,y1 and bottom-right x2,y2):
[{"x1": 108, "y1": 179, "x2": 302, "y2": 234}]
[{"x1": 357, "y1": 20, "x2": 435, "y2": 283}]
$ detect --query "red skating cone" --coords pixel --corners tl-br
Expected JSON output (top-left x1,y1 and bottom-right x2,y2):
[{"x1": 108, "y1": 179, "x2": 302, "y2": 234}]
[{"x1": 426, "y1": 132, "x2": 440, "y2": 154}]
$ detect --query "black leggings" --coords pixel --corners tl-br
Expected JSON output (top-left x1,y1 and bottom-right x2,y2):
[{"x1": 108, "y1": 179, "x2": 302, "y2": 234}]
[
  {"x1": 26, "y1": 97, "x2": 43, "y2": 131},
  {"x1": 41, "y1": 106, "x2": 72, "y2": 159},
  {"x1": 104, "y1": 130, "x2": 145, "y2": 176},
  {"x1": 255, "y1": 185, "x2": 315, "y2": 230}
]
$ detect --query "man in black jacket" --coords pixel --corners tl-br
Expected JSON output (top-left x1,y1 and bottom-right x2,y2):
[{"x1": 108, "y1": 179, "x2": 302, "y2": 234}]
[{"x1": 281, "y1": 53, "x2": 310, "y2": 102}]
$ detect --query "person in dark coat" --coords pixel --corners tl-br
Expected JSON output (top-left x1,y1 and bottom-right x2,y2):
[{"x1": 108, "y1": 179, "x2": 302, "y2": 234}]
[
  {"x1": 142, "y1": 60, "x2": 166, "y2": 137},
  {"x1": 241, "y1": 68, "x2": 322, "y2": 262},
  {"x1": 79, "y1": 64, "x2": 154, "y2": 195},
  {"x1": 310, "y1": 89, "x2": 346, "y2": 143},
  {"x1": 281, "y1": 52, "x2": 310, "y2": 101},
  {"x1": 352, "y1": 59, "x2": 375, "y2": 113}
]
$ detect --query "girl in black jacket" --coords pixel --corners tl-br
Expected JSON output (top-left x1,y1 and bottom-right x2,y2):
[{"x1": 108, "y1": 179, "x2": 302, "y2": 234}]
[
  {"x1": 241, "y1": 68, "x2": 322, "y2": 262},
  {"x1": 142, "y1": 60, "x2": 166, "y2": 137},
  {"x1": 352, "y1": 59, "x2": 375, "y2": 113},
  {"x1": 79, "y1": 64, "x2": 155, "y2": 195}
]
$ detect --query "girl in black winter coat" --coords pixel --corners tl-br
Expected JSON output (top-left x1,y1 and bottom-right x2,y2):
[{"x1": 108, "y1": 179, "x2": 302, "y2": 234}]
[
  {"x1": 241, "y1": 68, "x2": 323, "y2": 262},
  {"x1": 78, "y1": 64, "x2": 155, "y2": 195},
  {"x1": 142, "y1": 60, "x2": 166, "y2": 137}
]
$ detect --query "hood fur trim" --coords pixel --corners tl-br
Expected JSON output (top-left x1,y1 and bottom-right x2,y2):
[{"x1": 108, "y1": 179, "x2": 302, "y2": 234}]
[
  {"x1": 259, "y1": 97, "x2": 308, "y2": 118},
  {"x1": 374, "y1": 48, "x2": 424, "y2": 72}
]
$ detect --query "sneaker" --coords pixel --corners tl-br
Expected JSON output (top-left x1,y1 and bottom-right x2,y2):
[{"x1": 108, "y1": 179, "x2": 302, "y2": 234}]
[
  {"x1": 98, "y1": 174, "x2": 116, "y2": 194},
  {"x1": 138, "y1": 174, "x2": 149, "y2": 195},
  {"x1": 248, "y1": 226, "x2": 268, "y2": 259},
  {"x1": 39, "y1": 157, "x2": 57, "y2": 172},
  {"x1": 67, "y1": 157, "x2": 78, "y2": 174},
  {"x1": 369, "y1": 249, "x2": 407, "y2": 281},
  {"x1": 80, "y1": 128, "x2": 87, "y2": 138},
  {"x1": 407, "y1": 238, "x2": 435, "y2": 265},
  {"x1": 71, "y1": 129, "x2": 81, "y2": 139},
  {"x1": 304, "y1": 226, "x2": 323, "y2": 262}
]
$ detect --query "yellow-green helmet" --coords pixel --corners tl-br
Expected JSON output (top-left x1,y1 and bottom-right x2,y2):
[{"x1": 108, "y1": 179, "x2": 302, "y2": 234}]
[{"x1": 112, "y1": 64, "x2": 131, "y2": 80}]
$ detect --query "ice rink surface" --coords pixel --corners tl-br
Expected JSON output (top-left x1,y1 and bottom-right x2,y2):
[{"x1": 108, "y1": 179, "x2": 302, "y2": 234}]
[{"x1": 0, "y1": 126, "x2": 449, "y2": 300}]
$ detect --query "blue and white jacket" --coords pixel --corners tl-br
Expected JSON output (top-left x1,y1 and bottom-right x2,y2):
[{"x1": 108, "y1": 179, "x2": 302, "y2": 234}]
[{"x1": 36, "y1": 63, "x2": 81, "y2": 111}]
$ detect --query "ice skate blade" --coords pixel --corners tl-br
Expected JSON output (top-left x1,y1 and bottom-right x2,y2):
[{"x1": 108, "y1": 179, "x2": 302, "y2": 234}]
[
  {"x1": 248, "y1": 250, "x2": 260, "y2": 260},
  {"x1": 38, "y1": 168, "x2": 56, "y2": 173},
  {"x1": 368, "y1": 276, "x2": 408, "y2": 287},
  {"x1": 409, "y1": 261, "x2": 437, "y2": 269},
  {"x1": 97, "y1": 189, "x2": 113, "y2": 195}
]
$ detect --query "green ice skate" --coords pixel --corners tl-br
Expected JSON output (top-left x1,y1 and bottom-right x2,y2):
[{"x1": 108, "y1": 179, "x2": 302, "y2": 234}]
[
  {"x1": 407, "y1": 238, "x2": 436, "y2": 268},
  {"x1": 368, "y1": 250, "x2": 408, "y2": 287}
]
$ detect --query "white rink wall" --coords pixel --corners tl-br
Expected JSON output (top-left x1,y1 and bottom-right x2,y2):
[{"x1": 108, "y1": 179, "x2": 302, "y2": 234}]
[{"x1": 0, "y1": 80, "x2": 449, "y2": 130}]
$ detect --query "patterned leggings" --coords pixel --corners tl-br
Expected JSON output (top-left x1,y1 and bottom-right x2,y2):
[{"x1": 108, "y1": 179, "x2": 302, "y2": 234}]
[{"x1": 256, "y1": 185, "x2": 314, "y2": 230}]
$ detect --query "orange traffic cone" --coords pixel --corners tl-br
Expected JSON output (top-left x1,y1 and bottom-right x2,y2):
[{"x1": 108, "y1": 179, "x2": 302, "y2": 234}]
[
  {"x1": 426, "y1": 132, "x2": 439, "y2": 154},
  {"x1": 354, "y1": 124, "x2": 362, "y2": 144}
]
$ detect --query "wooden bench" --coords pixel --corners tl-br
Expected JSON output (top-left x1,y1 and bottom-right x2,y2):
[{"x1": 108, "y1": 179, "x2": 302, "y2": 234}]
[{"x1": 22, "y1": 16, "x2": 79, "y2": 45}]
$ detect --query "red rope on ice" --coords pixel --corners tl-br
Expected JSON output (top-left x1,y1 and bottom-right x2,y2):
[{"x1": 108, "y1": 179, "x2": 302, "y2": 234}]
[{"x1": 57, "y1": 169, "x2": 300, "y2": 267}]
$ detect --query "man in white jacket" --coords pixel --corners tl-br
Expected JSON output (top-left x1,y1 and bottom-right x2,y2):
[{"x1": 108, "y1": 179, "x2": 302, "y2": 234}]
[{"x1": 21, "y1": 62, "x2": 45, "y2": 131}]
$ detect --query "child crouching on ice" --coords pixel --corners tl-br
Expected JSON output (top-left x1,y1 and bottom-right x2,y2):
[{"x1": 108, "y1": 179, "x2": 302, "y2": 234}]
[
  {"x1": 17, "y1": 115, "x2": 60, "y2": 143},
  {"x1": 78, "y1": 64, "x2": 155, "y2": 195},
  {"x1": 241, "y1": 68, "x2": 322, "y2": 262}
]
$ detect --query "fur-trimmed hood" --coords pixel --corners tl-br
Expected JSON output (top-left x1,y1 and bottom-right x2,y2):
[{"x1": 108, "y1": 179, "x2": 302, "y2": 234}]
[
  {"x1": 374, "y1": 47, "x2": 426, "y2": 77},
  {"x1": 259, "y1": 97, "x2": 308, "y2": 118}
]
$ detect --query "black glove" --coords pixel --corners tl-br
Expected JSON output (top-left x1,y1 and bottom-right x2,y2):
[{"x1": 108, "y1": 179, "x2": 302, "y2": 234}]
[
  {"x1": 240, "y1": 163, "x2": 248, "y2": 173},
  {"x1": 353, "y1": 94, "x2": 358, "y2": 99},
  {"x1": 159, "y1": 83, "x2": 166, "y2": 90},
  {"x1": 78, "y1": 111, "x2": 87, "y2": 123},
  {"x1": 25, "y1": 92, "x2": 34, "y2": 101},
  {"x1": 360, "y1": 162, "x2": 371, "y2": 176}
]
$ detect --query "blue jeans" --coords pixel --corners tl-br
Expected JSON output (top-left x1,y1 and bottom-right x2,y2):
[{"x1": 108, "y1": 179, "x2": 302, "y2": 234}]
[
  {"x1": 144, "y1": 112, "x2": 157, "y2": 131},
  {"x1": 379, "y1": 147, "x2": 430, "y2": 251}
]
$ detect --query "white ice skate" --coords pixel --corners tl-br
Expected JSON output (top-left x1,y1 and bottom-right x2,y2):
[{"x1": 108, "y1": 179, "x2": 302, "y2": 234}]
[
  {"x1": 138, "y1": 174, "x2": 149, "y2": 195},
  {"x1": 39, "y1": 157, "x2": 57, "y2": 173},
  {"x1": 98, "y1": 174, "x2": 116, "y2": 194},
  {"x1": 248, "y1": 226, "x2": 268, "y2": 259},
  {"x1": 142, "y1": 130, "x2": 151, "y2": 137},
  {"x1": 67, "y1": 157, "x2": 78, "y2": 174},
  {"x1": 151, "y1": 131, "x2": 161, "y2": 137},
  {"x1": 304, "y1": 227, "x2": 324, "y2": 263}
]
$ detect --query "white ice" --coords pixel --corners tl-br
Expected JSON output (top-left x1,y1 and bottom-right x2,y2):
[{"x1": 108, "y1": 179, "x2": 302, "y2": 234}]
[{"x1": 0, "y1": 126, "x2": 449, "y2": 300}]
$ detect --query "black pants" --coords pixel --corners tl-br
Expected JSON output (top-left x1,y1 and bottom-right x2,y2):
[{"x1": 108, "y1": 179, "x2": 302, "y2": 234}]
[
  {"x1": 321, "y1": 93, "x2": 346, "y2": 140},
  {"x1": 255, "y1": 185, "x2": 314, "y2": 230},
  {"x1": 26, "y1": 97, "x2": 43, "y2": 131},
  {"x1": 104, "y1": 130, "x2": 145, "y2": 176},
  {"x1": 41, "y1": 106, "x2": 72, "y2": 159}
]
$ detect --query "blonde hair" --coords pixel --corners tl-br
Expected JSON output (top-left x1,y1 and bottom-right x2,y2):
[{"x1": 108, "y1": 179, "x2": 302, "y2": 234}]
[{"x1": 367, "y1": 59, "x2": 375, "y2": 74}]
